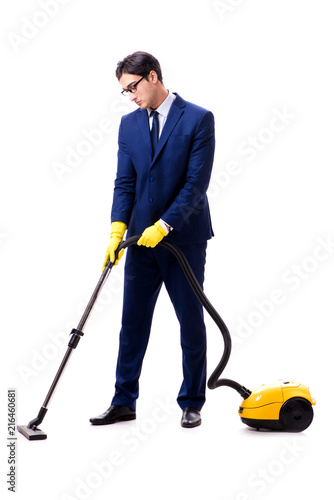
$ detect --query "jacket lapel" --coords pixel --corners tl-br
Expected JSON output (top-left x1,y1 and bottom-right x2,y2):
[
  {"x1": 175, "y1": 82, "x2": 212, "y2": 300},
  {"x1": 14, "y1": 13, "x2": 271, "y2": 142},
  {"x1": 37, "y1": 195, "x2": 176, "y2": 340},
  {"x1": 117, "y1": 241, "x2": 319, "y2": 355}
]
[
  {"x1": 136, "y1": 94, "x2": 186, "y2": 164},
  {"x1": 152, "y1": 94, "x2": 185, "y2": 164}
]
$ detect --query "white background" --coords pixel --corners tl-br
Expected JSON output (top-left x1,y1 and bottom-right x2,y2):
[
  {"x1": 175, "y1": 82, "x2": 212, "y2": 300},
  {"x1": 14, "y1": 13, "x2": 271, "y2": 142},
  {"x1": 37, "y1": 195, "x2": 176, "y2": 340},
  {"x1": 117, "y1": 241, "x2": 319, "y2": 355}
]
[{"x1": 1, "y1": 1, "x2": 333, "y2": 499}]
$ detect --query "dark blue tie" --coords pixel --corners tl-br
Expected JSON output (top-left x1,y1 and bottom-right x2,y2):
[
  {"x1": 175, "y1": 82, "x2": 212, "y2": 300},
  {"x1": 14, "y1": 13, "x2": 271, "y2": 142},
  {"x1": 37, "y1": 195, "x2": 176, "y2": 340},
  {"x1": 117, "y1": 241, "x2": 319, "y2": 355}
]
[{"x1": 150, "y1": 110, "x2": 159, "y2": 154}]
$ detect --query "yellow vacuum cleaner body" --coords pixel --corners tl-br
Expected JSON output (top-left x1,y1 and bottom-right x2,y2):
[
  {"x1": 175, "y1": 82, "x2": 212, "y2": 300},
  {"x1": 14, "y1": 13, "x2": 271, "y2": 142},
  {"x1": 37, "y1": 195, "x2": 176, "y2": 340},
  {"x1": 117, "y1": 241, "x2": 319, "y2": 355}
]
[{"x1": 239, "y1": 381, "x2": 316, "y2": 431}]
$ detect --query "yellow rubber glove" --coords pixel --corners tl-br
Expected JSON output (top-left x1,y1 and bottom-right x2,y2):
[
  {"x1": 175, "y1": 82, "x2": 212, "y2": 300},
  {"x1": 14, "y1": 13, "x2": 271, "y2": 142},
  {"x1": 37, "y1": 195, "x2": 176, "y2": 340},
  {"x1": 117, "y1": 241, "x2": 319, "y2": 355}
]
[
  {"x1": 137, "y1": 221, "x2": 167, "y2": 248},
  {"x1": 102, "y1": 221, "x2": 127, "y2": 270}
]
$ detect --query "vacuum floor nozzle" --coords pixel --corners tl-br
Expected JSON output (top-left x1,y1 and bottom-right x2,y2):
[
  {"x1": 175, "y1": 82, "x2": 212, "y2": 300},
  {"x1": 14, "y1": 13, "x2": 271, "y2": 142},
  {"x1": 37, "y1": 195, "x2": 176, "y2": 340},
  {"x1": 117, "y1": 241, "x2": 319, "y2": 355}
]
[{"x1": 17, "y1": 425, "x2": 47, "y2": 441}]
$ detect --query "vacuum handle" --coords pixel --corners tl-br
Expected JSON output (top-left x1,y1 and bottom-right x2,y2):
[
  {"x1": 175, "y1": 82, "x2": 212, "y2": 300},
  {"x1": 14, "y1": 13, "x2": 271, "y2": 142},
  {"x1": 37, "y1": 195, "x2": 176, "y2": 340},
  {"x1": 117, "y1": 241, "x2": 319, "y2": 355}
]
[{"x1": 110, "y1": 235, "x2": 141, "y2": 267}]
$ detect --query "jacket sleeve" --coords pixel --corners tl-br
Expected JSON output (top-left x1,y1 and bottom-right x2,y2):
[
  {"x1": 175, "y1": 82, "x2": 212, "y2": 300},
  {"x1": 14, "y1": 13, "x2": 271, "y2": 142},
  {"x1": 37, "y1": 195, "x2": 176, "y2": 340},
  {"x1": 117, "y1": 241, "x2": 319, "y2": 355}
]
[
  {"x1": 110, "y1": 118, "x2": 136, "y2": 225},
  {"x1": 161, "y1": 110, "x2": 215, "y2": 232}
]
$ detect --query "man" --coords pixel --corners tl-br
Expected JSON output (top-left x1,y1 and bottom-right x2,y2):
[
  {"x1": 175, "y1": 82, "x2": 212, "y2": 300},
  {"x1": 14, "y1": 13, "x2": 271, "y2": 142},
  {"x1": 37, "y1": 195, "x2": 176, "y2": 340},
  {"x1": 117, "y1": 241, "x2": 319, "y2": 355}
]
[{"x1": 90, "y1": 51, "x2": 215, "y2": 428}]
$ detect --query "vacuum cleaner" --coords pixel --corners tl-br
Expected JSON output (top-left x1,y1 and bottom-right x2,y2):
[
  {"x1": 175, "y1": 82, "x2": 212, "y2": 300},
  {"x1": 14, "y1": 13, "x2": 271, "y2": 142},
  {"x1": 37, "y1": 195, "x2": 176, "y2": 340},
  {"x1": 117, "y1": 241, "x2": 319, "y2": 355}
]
[{"x1": 17, "y1": 236, "x2": 315, "y2": 440}]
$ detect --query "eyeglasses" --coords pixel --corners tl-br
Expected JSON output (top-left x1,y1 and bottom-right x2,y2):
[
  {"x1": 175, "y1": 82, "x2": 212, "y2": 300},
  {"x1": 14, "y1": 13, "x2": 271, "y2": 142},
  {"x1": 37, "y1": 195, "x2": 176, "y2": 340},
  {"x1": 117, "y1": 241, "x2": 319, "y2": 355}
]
[{"x1": 121, "y1": 75, "x2": 146, "y2": 96}]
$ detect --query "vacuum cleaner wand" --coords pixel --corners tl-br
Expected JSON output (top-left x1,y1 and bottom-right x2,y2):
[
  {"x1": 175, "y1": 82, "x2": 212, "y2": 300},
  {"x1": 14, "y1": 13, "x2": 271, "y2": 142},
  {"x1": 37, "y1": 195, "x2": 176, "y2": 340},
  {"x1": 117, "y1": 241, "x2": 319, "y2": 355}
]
[{"x1": 18, "y1": 262, "x2": 114, "y2": 440}]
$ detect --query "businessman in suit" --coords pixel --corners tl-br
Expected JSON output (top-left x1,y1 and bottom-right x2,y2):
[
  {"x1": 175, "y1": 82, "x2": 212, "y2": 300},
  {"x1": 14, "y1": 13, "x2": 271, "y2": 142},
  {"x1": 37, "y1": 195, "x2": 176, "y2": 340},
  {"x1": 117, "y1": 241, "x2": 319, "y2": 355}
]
[{"x1": 90, "y1": 52, "x2": 215, "y2": 428}]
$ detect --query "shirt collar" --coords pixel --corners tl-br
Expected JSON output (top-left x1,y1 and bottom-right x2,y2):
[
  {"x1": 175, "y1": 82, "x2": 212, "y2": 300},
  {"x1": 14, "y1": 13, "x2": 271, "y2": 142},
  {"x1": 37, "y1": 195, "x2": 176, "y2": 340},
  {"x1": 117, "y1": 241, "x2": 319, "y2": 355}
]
[{"x1": 147, "y1": 91, "x2": 176, "y2": 118}]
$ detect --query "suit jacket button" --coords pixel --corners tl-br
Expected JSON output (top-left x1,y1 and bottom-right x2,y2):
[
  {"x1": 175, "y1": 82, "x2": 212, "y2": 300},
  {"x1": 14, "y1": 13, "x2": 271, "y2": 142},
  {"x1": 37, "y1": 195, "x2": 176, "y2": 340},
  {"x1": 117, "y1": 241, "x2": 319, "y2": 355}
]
[
  {"x1": 149, "y1": 177, "x2": 154, "y2": 182},
  {"x1": 149, "y1": 198, "x2": 153, "y2": 203}
]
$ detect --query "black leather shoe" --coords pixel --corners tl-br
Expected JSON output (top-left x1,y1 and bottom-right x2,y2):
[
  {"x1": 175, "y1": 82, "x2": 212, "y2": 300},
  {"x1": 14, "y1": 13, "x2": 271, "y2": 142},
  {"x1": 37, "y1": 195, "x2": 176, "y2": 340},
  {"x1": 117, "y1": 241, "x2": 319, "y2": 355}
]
[
  {"x1": 90, "y1": 405, "x2": 136, "y2": 425},
  {"x1": 181, "y1": 407, "x2": 201, "y2": 428}
]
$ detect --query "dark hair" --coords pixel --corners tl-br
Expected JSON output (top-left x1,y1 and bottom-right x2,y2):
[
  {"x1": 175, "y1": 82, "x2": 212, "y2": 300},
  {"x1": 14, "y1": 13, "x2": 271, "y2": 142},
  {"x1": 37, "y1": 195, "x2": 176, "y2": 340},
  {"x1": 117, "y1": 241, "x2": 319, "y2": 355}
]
[{"x1": 115, "y1": 51, "x2": 163, "y2": 82}]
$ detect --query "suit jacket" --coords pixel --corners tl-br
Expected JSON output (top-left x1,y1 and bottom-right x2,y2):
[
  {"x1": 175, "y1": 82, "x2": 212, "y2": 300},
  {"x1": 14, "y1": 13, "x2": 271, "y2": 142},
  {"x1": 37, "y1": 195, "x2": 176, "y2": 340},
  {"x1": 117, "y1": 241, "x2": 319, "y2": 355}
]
[{"x1": 111, "y1": 93, "x2": 215, "y2": 245}]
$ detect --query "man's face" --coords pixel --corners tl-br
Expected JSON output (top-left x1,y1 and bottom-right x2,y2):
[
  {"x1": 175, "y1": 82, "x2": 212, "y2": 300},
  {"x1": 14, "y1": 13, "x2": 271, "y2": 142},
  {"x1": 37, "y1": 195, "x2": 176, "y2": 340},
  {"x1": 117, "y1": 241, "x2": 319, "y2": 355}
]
[{"x1": 119, "y1": 72, "x2": 158, "y2": 110}]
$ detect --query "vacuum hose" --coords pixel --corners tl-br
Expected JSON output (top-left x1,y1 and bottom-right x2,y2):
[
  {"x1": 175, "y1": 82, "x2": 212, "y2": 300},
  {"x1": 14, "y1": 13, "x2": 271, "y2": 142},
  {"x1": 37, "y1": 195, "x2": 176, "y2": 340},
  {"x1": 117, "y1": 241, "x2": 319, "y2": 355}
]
[{"x1": 115, "y1": 237, "x2": 252, "y2": 400}]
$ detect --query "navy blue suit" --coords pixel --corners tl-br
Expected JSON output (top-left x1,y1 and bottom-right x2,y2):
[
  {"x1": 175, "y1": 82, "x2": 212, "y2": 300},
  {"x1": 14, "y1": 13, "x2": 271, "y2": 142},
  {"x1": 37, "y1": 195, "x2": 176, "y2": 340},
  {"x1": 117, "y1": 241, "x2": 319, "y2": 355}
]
[{"x1": 110, "y1": 93, "x2": 215, "y2": 410}]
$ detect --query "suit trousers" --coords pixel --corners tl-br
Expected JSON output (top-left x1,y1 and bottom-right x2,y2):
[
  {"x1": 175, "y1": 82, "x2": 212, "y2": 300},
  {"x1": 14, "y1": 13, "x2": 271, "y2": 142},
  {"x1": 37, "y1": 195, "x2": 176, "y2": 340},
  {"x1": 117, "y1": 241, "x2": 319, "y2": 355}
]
[{"x1": 111, "y1": 241, "x2": 207, "y2": 411}]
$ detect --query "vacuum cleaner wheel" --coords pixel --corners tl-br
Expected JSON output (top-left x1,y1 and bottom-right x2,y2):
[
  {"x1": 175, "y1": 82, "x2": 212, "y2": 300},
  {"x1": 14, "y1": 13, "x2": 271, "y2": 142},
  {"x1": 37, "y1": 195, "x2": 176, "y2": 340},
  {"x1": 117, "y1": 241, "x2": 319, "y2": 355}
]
[{"x1": 279, "y1": 397, "x2": 314, "y2": 432}]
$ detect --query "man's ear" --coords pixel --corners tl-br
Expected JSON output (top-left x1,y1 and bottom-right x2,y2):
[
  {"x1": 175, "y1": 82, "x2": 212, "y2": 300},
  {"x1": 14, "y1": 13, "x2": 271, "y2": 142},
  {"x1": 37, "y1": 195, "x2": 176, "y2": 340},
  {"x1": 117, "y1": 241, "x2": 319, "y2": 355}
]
[{"x1": 148, "y1": 70, "x2": 159, "y2": 84}]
